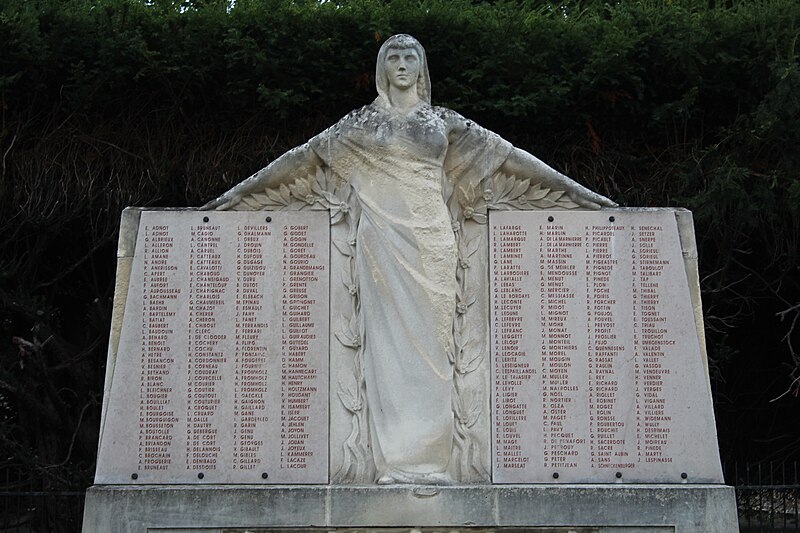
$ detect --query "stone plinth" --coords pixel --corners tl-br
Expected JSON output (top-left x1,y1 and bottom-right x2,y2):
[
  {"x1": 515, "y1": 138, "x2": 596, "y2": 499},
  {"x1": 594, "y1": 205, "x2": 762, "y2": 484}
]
[{"x1": 82, "y1": 484, "x2": 737, "y2": 533}]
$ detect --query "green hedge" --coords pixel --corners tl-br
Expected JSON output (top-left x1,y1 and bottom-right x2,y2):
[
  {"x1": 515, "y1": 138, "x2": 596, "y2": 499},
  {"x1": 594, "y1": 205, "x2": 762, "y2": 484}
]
[{"x1": 1, "y1": 0, "x2": 798, "y2": 487}]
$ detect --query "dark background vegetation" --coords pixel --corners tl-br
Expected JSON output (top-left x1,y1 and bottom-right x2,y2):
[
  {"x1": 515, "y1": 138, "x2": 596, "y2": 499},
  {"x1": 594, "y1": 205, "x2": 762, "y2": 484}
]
[{"x1": 0, "y1": 0, "x2": 798, "y2": 494}]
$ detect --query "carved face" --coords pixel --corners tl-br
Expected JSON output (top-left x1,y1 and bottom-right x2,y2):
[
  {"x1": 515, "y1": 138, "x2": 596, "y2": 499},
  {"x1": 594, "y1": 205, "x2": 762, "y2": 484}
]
[{"x1": 384, "y1": 47, "x2": 420, "y2": 90}]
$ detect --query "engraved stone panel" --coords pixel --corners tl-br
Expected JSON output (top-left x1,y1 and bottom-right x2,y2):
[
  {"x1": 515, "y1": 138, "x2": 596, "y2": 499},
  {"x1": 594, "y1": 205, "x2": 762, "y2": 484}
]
[
  {"x1": 95, "y1": 210, "x2": 329, "y2": 484},
  {"x1": 490, "y1": 209, "x2": 723, "y2": 483}
]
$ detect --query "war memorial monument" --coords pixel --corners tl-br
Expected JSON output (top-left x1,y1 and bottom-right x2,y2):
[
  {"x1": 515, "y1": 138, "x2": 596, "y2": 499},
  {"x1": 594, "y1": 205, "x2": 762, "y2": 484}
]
[{"x1": 82, "y1": 35, "x2": 738, "y2": 532}]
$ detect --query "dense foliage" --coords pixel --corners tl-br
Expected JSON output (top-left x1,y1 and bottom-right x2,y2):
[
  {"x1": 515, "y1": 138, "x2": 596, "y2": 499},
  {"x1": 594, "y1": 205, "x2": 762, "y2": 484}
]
[{"x1": 1, "y1": 0, "x2": 798, "y2": 493}]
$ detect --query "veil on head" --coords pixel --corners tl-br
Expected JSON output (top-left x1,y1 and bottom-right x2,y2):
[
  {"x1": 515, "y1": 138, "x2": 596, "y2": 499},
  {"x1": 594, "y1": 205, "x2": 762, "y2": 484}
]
[{"x1": 375, "y1": 34, "x2": 432, "y2": 104}]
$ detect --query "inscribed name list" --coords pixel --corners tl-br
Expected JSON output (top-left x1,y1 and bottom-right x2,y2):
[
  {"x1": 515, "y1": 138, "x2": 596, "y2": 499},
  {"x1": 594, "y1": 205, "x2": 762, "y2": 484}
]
[
  {"x1": 490, "y1": 210, "x2": 722, "y2": 484},
  {"x1": 95, "y1": 210, "x2": 329, "y2": 484}
]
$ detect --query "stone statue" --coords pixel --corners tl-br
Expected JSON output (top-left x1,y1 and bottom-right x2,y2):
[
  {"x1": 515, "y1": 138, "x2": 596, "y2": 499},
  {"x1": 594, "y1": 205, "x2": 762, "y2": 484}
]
[{"x1": 203, "y1": 34, "x2": 615, "y2": 484}]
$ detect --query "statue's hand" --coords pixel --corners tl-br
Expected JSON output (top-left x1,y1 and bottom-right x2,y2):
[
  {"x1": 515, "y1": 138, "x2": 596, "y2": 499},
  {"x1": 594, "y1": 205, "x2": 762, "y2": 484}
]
[
  {"x1": 200, "y1": 189, "x2": 243, "y2": 211},
  {"x1": 566, "y1": 182, "x2": 617, "y2": 210}
]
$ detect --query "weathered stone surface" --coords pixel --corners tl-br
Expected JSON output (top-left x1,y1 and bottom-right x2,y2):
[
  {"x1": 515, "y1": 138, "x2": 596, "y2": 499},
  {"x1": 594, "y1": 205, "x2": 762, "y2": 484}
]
[
  {"x1": 95, "y1": 210, "x2": 330, "y2": 484},
  {"x1": 82, "y1": 484, "x2": 738, "y2": 533},
  {"x1": 490, "y1": 210, "x2": 723, "y2": 484}
]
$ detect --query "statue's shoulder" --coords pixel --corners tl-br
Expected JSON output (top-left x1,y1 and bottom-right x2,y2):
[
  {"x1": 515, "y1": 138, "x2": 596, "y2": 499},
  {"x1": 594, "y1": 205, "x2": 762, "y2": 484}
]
[
  {"x1": 328, "y1": 101, "x2": 383, "y2": 133},
  {"x1": 344, "y1": 102, "x2": 377, "y2": 121},
  {"x1": 430, "y1": 105, "x2": 465, "y2": 122},
  {"x1": 312, "y1": 103, "x2": 375, "y2": 144},
  {"x1": 430, "y1": 105, "x2": 475, "y2": 138}
]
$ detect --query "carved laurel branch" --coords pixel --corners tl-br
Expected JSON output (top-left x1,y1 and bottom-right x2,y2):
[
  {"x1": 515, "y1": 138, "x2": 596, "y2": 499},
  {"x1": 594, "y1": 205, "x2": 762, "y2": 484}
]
[
  {"x1": 330, "y1": 197, "x2": 374, "y2": 484},
  {"x1": 450, "y1": 222, "x2": 489, "y2": 482},
  {"x1": 228, "y1": 167, "x2": 373, "y2": 483},
  {"x1": 231, "y1": 166, "x2": 350, "y2": 223},
  {"x1": 455, "y1": 172, "x2": 580, "y2": 219}
]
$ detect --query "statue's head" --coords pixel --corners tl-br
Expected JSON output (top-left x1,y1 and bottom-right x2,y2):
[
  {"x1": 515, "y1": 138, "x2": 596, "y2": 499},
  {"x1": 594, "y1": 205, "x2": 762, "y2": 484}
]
[{"x1": 375, "y1": 34, "x2": 431, "y2": 104}]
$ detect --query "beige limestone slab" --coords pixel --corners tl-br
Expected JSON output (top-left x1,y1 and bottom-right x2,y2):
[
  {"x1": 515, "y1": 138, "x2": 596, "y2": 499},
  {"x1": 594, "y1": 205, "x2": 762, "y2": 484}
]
[
  {"x1": 81, "y1": 484, "x2": 738, "y2": 532},
  {"x1": 95, "y1": 210, "x2": 329, "y2": 484},
  {"x1": 489, "y1": 209, "x2": 723, "y2": 483}
]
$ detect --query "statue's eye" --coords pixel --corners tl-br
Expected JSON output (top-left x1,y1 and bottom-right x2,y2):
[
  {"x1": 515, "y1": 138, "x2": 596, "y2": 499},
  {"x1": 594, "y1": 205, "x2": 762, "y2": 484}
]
[{"x1": 387, "y1": 54, "x2": 399, "y2": 62}]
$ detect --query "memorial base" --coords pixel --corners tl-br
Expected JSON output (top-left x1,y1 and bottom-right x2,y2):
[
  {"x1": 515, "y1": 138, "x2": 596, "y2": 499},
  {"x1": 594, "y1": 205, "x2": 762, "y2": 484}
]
[{"x1": 82, "y1": 484, "x2": 738, "y2": 533}]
